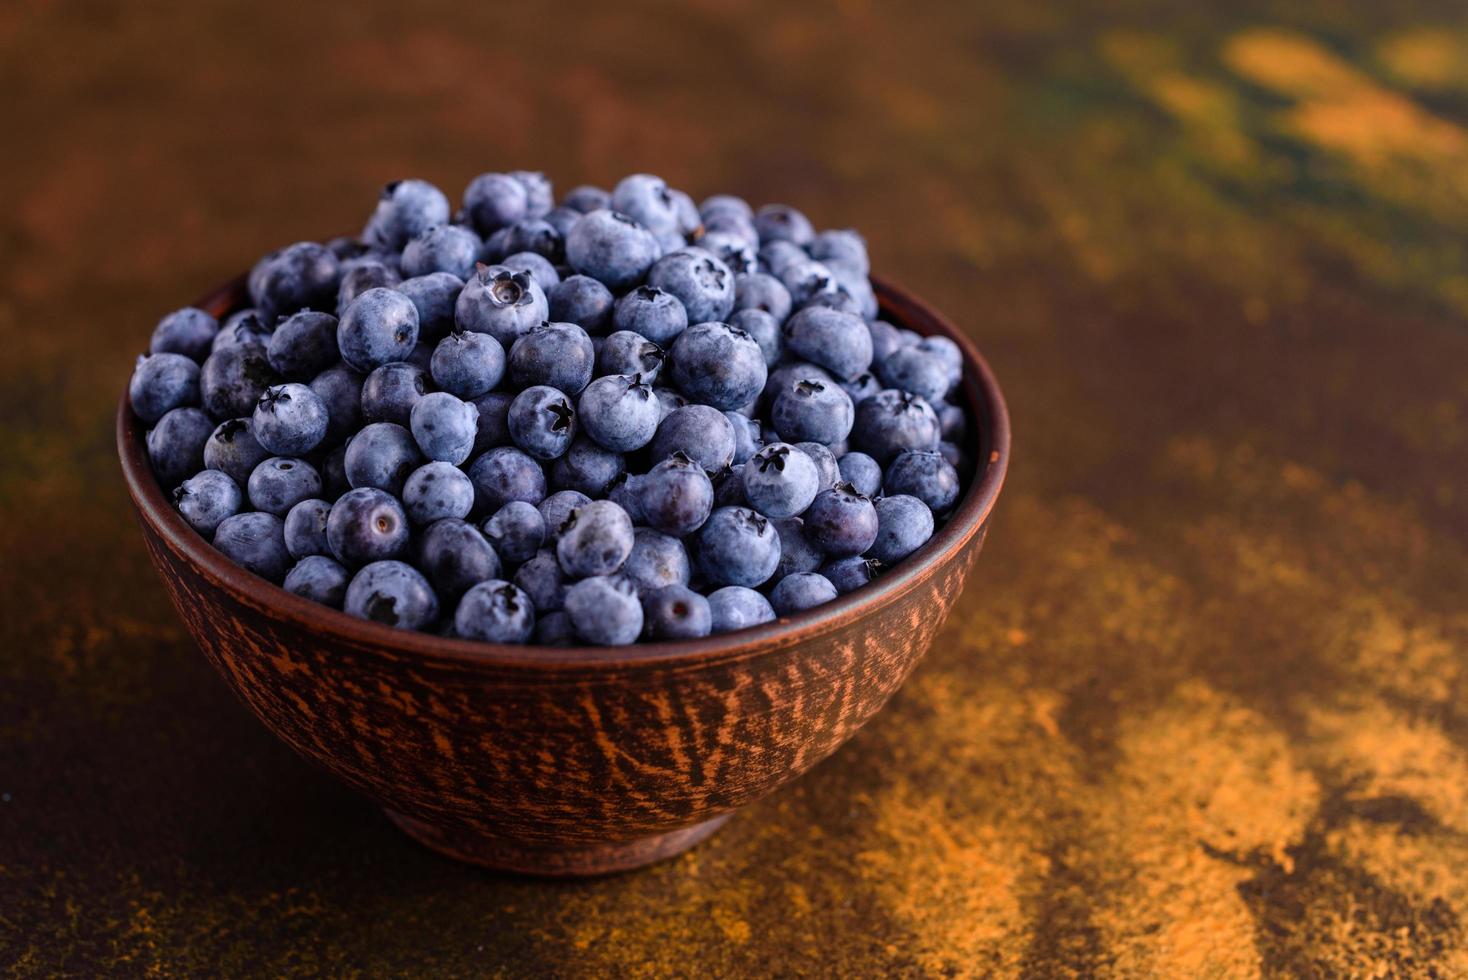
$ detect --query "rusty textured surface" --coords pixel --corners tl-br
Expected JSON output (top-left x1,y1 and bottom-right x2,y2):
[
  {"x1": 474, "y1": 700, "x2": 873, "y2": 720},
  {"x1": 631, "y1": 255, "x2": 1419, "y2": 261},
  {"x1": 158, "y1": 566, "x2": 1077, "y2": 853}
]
[{"x1": 4, "y1": 1, "x2": 1468, "y2": 975}]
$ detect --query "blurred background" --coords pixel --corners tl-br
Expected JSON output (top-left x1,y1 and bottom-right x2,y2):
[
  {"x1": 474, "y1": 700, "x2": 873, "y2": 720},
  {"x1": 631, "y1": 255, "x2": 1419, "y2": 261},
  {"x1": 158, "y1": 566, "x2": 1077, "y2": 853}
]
[{"x1": 6, "y1": 1, "x2": 1468, "y2": 975}]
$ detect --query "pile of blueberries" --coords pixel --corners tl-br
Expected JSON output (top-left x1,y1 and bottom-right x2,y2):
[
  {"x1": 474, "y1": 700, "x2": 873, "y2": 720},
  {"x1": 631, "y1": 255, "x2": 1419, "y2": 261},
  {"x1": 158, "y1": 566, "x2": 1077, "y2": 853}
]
[{"x1": 129, "y1": 172, "x2": 968, "y2": 646}]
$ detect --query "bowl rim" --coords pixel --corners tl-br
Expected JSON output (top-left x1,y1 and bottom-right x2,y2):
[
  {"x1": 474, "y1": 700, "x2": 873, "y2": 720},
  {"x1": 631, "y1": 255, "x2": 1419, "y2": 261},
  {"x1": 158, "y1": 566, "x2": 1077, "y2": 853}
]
[{"x1": 118, "y1": 274, "x2": 1010, "y2": 671}]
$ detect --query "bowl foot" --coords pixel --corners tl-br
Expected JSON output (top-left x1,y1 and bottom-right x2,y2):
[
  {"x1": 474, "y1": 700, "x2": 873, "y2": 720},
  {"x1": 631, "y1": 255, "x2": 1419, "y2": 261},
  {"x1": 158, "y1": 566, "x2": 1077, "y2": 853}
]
[{"x1": 383, "y1": 809, "x2": 733, "y2": 877}]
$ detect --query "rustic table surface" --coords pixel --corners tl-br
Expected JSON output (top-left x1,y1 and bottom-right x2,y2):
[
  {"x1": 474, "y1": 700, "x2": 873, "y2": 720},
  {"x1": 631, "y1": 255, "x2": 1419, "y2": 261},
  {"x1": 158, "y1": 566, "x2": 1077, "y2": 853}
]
[{"x1": 6, "y1": 2, "x2": 1468, "y2": 976}]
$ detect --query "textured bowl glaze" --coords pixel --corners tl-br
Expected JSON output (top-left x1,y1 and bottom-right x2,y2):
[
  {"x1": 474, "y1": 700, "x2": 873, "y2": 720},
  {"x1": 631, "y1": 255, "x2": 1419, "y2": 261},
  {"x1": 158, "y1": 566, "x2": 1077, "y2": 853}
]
[{"x1": 118, "y1": 273, "x2": 1010, "y2": 876}]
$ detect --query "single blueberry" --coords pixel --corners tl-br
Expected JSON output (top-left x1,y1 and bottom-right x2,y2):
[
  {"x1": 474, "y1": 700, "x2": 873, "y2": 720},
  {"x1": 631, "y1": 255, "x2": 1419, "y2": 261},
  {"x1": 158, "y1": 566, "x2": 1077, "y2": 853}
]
[
  {"x1": 577, "y1": 374, "x2": 660, "y2": 452},
  {"x1": 707, "y1": 586, "x2": 776, "y2": 634},
  {"x1": 867, "y1": 494, "x2": 935, "y2": 563},
  {"x1": 247, "y1": 456, "x2": 322, "y2": 516},
  {"x1": 455, "y1": 580, "x2": 535, "y2": 643},
  {"x1": 649, "y1": 404, "x2": 736, "y2": 472},
  {"x1": 753, "y1": 204, "x2": 815, "y2": 246},
  {"x1": 467, "y1": 446, "x2": 547, "y2": 513},
  {"x1": 308, "y1": 363, "x2": 366, "y2": 444},
  {"x1": 556, "y1": 499, "x2": 634, "y2": 578},
  {"x1": 622, "y1": 528, "x2": 691, "y2": 597},
  {"x1": 335, "y1": 261, "x2": 401, "y2": 317},
  {"x1": 212, "y1": 311, "x2": 272, "y2": 352},
  {"x1": 509, "y1": 171, "x2": 555, "y2": 219},
  {"x1": 338, "y1": 287, "x2": 420, "y2": 372},
  {"x1": 596, "y1": 331, "x2": 664, "y2": 383},
  {"x1": 361, "y1": 361, "x2": 429, "y2": 428},
  {"x1": 840, "y1": 371, "x2": 883, "y2": 405},
  {"x1": 130, "y1": 352, "x2": 201, "y2": 423},
  {"x1": 885, "y1": 450, "x2": 961, "y2": 514},
  {"x1": 252, "y1": 383, "x2": 329, "y2": 456},
  {"x1": 851, "y1": 389, "x2": 942, "y2": 464},
  {"x1": 728, "y1": 308, "x2": 782, "y2": 366},
  {"x1": 867, "y1": 320, "x2": 904, "y2": 364},
  {"x1": 266, "y1": 311, "x2": 339, "y2": 380},
  {"x1": 146, "y1": 407, "x2": 214, "y2": 489},
  {"x1": 213, "y1": 512, "x2": 291, "y2": 583},
  {"x1": 612, "y1": 284, "x2": 688, "y2": 345},
  {"x1": 821, "y1": 555, "x2": 882, "y2": 595},
  {"x1": 514, "y1": 550, "x2": 568, "y2": 613},
  {"x1": 561, "y1": 185, "x2": 611, "y2": 214},
  {"x1": 283, "y1": 497, "x2": 332, "y2": 558},
  {"x1": 564, "y1": 574, "x2": 643, "y2": 646},
  {"x1": 742, "y1": 443, "x2": 820, "y2": 519},
  {"x1": 402, "y1": 461, "x2": 476, "y2": 525},
  {"x1": 782, "y1": 307, "x2": 872, "y2": 382},
  {"x1": 548, "y1": 436, "x2": 626, "y2": 496},
  {"x1": 547, "y1": 275, "x2": 615, "y2": 336},
  {"x1": 410, "y1": 391, "x2": 480, "y2": 464},
  {"x1": 462, "y1": 172, "x2": 529, "y2": 235},
  {"x1": 469, "y1": 390, "x2": 515, "y2": 456},
  {"x1": 564, "y1": 209, "x2": 661, "y2": 292},
  {"x1": 535, "y1": 609, "x2": 577, "y2": 645},
  {"x1": 203, "y1": 417, "x2": 271, "y2": 486},
  {"x1": 810, "y1": 229, "x2": 870, "y2": 275},
  {"x1": 876, "y1": 346, "x2": 951, "y2": 404},
  {"x1": 174, "y1": 469, "x2": 242, "y2": 539},
  {"x1": 150, "y1": 307, "x2": 219, "y2": 361},
  {"x1": 770, "y1": 377, "x2": 854, "y2": 446},
  {"x1": 695, "y1": 229, "x2": 756, "y2": 276},
  {"x1": 803, "y1": 483, "x2": 879, "y2": 557},
  {"x1": 648, "y1": 247, "x2": 736, "y2": 324},
  {"x1": 639, "y1": 452, "x2": 715, "y2": 536},
  {"x1": 344, "y1": 422, "x2": 422, "y2": 496},
  {"x1": 610, "y1": 174, "x2": 680, "y2": 236},
  {"x1": 507, "y1": 385, "x2": 577, "y2": 460},
  {"x1": 326, "y1": 487, "x2": 410, "y2": 567},
  {"x1": 668, "y1": 321, "x2": 767, "y2": 411},
  {"x1": 770, "y1": 516, "x2": 824, "y2": 583},
  {"x1": 454, "y1": 264, "x2": 549, "y2": 347},
  {"x1": 251, "y1": 242, "x2": 340, "y2": 323},
  {"x1": 837, "y1": 451, "x2": 883, "y2": 499},
  {"x1": 344, "y1": 560, "x2": 439, "y2": 630},
  {"x1": 508, "y1": 320, "x2": 595, "y2": 394},
  {"x1": 537, "y1": 490, "x2": 591, "y2": 545},
  {"x1": 696, "y1": 506, "x2": 781, "y2": 588},
  {"x1": 732, "y1": 272, "x2": 793, "y2": 325},
  {"x1": 642, "y1": 585, "x2": 712, "y2": 640},
  {"x1": 417, "y1": 517, "x2": 501, "y2": 601},
  {"x1": 396, "y1": 272, "x2": 464, "y2": 343},
  {"x1": 284, "y1": 555, "x2": 351, "y2": 607},
  {"x1": 363, "y1": 179, "x2": 451, "y2": 250},
  {"x1": 430, "y1": 329, "x2": 505, "y2": 399},
  {"x1": 482, "y1": 500, "x2": 546, "y2": 565}
]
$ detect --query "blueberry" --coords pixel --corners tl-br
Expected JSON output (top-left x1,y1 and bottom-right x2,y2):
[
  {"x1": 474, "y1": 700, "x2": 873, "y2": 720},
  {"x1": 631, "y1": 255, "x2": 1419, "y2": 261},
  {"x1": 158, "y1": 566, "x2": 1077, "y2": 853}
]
[
  {"x1": 765, "y1": 360, "x2": 835, "y2": 408},
  {"x1": 401, "y1": 224, "x2": 481, "y2": 281},
  {"x1": 753, "y1": 204, "x2": 814, "y2": 246},
  {"x1": 653, "y1": 386, "x2": 688, "y2": 421},
  {"x1": 410, "y1": 391, "x2": 479, "y2": 464},
  {"x1": 939, "y1": 440, "x2": 963, "y2": 469},
  {"x1": 212, "y1": 311, "x2": 271, "y2": 352},
  {"x1": 507, "y1": 385, "x2": 577, "y2": 460},
  {"x1": 840, "y1": 371, "x2": 883, "y2": 405},
  {"x1": 837, "y1": 451, "x2": 883, "y2": 498},
  {"x1": 876, "y1": 346, "x2": 950, "y2": 404},
  {"x1": 537, "y1": 490, "x2": 591, "y2": 545},
  {"x1": 130, "y1": 352, "x2": 200, "y2": 423},
  {"x1": 782, "y1": 307, "x2": 872, "y2": 381},
  {"x1": 247, "y1": 456, "x2": 321, "y2": 516},
  {"x1": 610, "y1": 174, "x2": 680, "y2": 236},
  {"x1": 501, "y1": 250, "x2": 560, "y2": 290},
  {"x1": 416, "y1": 517, "x2": 501, "y2": 601},
  {"x1": 264, "y1": 311, "x2": 337, "y2": 380},
  {"x1": 726, "y1": 411, "x2": 763, "y2": 464},
  {"x1": 770, "y1": 377, "x2": 854, "y2": 445},
  {"x1": 728, "y1": 308, "x2": 782, "y2": 367},
  {"x1": 557, "y1": 499, "x2": 634, "y2": 577},
  {"x1": 700, "y1": 194, "x2": 754, "y2": 223},
  {"x1": 364, "y1": 179, "x2": 451, "y2": 250},
  {"x1": 509, "y1": 170, "x2": 555, "y2": 219},
  {"x1": 336, "y1": 261, "x2": 401, "y2": 316},
  {"x1": 508, "y1": 320, "x2": 595, "y2": 394},
  {"x1": 851, "y1": 389, "x2": 941, "y2": 464},
  {"x1": 821, "y1": 555, "x2": 881, "y2": 595},
  {"x1": 469, "y1": 390, "x2": 514, "y2": 455},
  {"x1": 803, "y1": 484, "x2": 879, "y2": 556},
  {"x1": 150, "y1": 307, "x2": 218, "y2": 361},
  {"x1": 174, "y1": 469, "x2": 242, "y2": 539},
  {"x1": 732, "y1": 273, "x2": 792, "y2": 326},
  {"x1": 402, "y1": 461, "x2": 476, "y2": 524},
  {"x1": 638, "y1": 453, "x2": 714, "y2": 536},
  {"x1": 547, "y1": 275, "x2": 615, "y2": 335},
  {"x1": 252, "y1": 383, "x2": 328, "y2": 456},
  {"x1": 467, "y1": 446, "x2": 546, "y2": 513},
  {"x1": 338, "y1": 287, "x2": 419, "y2": 372},
  {"x1": 885, "y1": 450, "x2": 961, "y2": 514},
  {"x1": 543, "y1": 206, "x2": 583, "y2": 239},
  {"x1": 535, "y1": 610, "x2": 577, "y2": 645},
  {"x1": 780, "y1": 259, "x2": 843, "y2": 309},
  {"x1": 707, "y1": 586, "x2": 775, "y2": 634},
  {"x1": 250, "y1": 242, "x2": 339, "y2": 322},
  {"x1": 648, "y1": 248, "x2": 735, "y2": 324},
  {"x1": 769, "y1": 572, "x2": 837, "y2": 616},
  {"x1": 203, "y1": 418, "x2": 271, "y2": 486},
  {"x1": 695, "y1": 230, "x2": 756, "y2": 276},
  {"x1": 649, "y1": 405, "x2": 736, "y2": 472},
  {"x1": 867, "y1": 494, "x2": 935, "y2": 563},
  {"x1": 283, "y1": 497, "x2": 332, "y2": 558},
  {"x1": 938, "y1": 402, "x2": 967, "y2": 442},
  {"x1": 213, "y1": 512, "x2": 291, "y2": 583},
  {"x1": 917, "y1": 335, "x2": 963, "y2": 393},
  {"x1": 284, "y1": 555, "x2": 351, "y2": 607},
  {"x1": 395, "y1": 272, "x2": 464, "y2": 343},
  {"x1": 561, "y1": 185, "x2": 610, "y2": 214},
  {"x1": 454, "y1": 264, "x2": 548, "y2": 347},
  {"x1": 325, "y1": 487, "x2": 409, "y2": 567},
  {"x1": 711, "y1": 464, "x2": 749, "y2": 508},
  {"x1": 622, "y1": 527, "x2": 691, "y2": 596},
  {"x1": 462, "y1": 173, "x2": 529, "y2": 234},
  {"x1": 321, "y1": 443, "x2": 350, "y2": 499},
  {"x1": 596, "y1": 331, "x2": 664, "y2": 383},
  {"x1": 455, "y1": 580, "x2": 535, "y2": 643},
  {"x1": 308, "y1": 363, "x2": 366, "y2": 444},
  {"x1": 809, "y1": 229, "x2": 869, "y2": 275},
  {"x1": 482, "y1": 500, "x2": 545, "y2": 564},
  {"x1": 548, "y1": 436, "x2": 626, "y2": 496},
  {"x1": 564, "y1": 574, "x2": 643, "y2": 646},
  {"x1": 344, "y1": 422, "x2": 422, "y2": 495},
  {"x1": 577, "y1": 374, "x2": 660, "y2": 452},
  {"x1": 742, "y1": 443, "x2": 820, "y2": 519},
  {"x1": 500, "y1": 219, "x2": 563, "y2": 264},
  {"x1": 795, "y1": 441, "x2": 841, "y2": 489},
  {"x1": 430, "y1": 329, "x2": 504, "y2": 399},
  {"x1": 867, "y1": 320, "x2": 904, "y2": 364},
  {"x1": 565, "y1": 210, "x2": 661, "y2": 291},
  {"x1": 770, "y1": 516, "x2": 824, "y2": 583},
  {"x1": 146, "y1": 407, "x2": 214, "y2": 489},
  {"x1": 514, "y1": 551, "x2": 568, "y2": 612},
  {"x1": 668, "y1": 321, "x2": 767, "y2": 410},
  {"x1": 642, "y1": 584, "x2": 712, "y2": 640},
  {"x1": 696, "y1": 506, "x2": 781, "y2": 588},
  {"x1": 344, "y1": 560, "x2": 439, "y2": 630},
  {"x1": 612, "y1": 284, "x2": 688, "y2": 345}
]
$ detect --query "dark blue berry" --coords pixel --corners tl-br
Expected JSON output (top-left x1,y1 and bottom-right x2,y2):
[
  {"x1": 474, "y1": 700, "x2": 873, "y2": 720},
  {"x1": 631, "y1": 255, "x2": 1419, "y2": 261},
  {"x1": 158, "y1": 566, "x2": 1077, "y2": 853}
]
[
  {"x1": 508, "y1": 385, "x2": 577, "y2": 460},
  {"x1": 623, "y1": 528, "x2": 690, "y2": 596},
  {"x1": 770, "y1": 377, "x2": 854, "y2": 445},
  {"x1": 344, "y1": 560, "x2": 438, "y2": 630},
  {"x1": 364, "y1": 179, "x2": 450, "y2": 250},
  {"x1": 402, "y1": 461, "x2": 475, "y2": 525},
  {"x1": 548, "y1": 436, "x2": 626, "y2": 496},
  {"x1": 668, "y1": 321, "x2": 767, "y2": 411},
  {"x1": 416, "y1": 518, "x2": 501, "y2": 601},
  {"x1": 455, "y1": 580, "x2": 534, "y2": 643},
  {"x1": 203, "y1": 417, "x2": 271, "y2": 486},
  {"x1": 547, "y1": 274, "x2": 615, "y2": 335},
  {"x1": 707, "y1": 586, "x2": 775, "y2": 634},
  {"x1": 454, "y1": 264, "x2": 548, "y2": 347},
  {"x1": 247, "y1": 456, "x2": 322, "y2": 516},
  {"x1": 410, "y1": 391, "x2": 479, "y2": 464},
  {"x1": 803, "y1": 484, "x2": 879, "y2": 556},
  {"x1": 338, "y1": 287, "x2": 419, "y2": 372},
  {"x1": 130, "y1": 352, "x2": 200, "y2": 423},
  {"x1": 782, "y1": 307, "x2": 872, "y2": 382},
  {"x1": 514, "y1": 550, "x2": 568, "y2": 612},
  {"x1": 430, "y1": 329, "x2": 504, "y2": 398},
  {"x1": 769, "y1": 573, "x2": 837, "y2": 616},
  {"x1": 482, "y1": 500, "x2": 545, "y2": 565},
  {"x1": 462, "y1": 173, "x2": 529, "y2": 234},
  {"x1": 556, "y1": 500, "x2": 634, "y2": 577},
  {"x1": 650, "y1": 404, "x2": 736, "y2": 472},
  {"x1": 267, "y1": 311, "x2": 339, "y2": 380},
  {"x1": 344, "y1": 422, "x2": 422, "y2": 495},
  {"x1": 577, "y1": 374, "x2": 660, "y2": 452},
  {"x1": 564, "y1": 574, "x2": 643, "y2": 646},
  {"x1": 648, "y1": 248, "x2": 735, "y2": 324},
  {"x1": 213, "y1": 512, "x2": 291, "y2": 583},
  {"x1": 743, "y1": 443, "x2": 820, "y2": 519},
  {"x1": 396, "y1": 272, "x2": 464, "y2": 343},
  {"x1": 402, "y1": 224, "x2": 481, "y2": 281},
  {"x1": 867, "y1": 494, "x2": 935, "y2": 563},
  {"x1": 821, "y1": 556, "x2": 881, "y2": 595},
  {"x1": 837, "y1": 451, "x2": 883, "y2": 498},
  {"x1": 146, "y1": 407, "x2": 214, "y2": 489},
  {"x1": 174, "y1": 469, "x2": 242, "y2": 539},
  {"x1": 252, "y1": 383, "x2": 328, "y2": 456},
  {"x1": 467, "y1": 446, "x2": 546, "y2": 513},
  {"x1": 643, "y1": 584, "x2": 712, "y2": 639},
  {"x1": 361, "y1": 361, "x2": 428, "y2": 428},
  {"x1": 326, "y1": 487, "x2": 409, "y2": 567},
  {"x1": 284, "y1": 555, "x2": 350, "y2": 607},
  {"x1": 851, "y1": 389, "x2": 941, "y2": 464},
  {"x1": 613, "y1": 284, "x2": 688, "y2": 345},
  {"x1": 696, "y1": 506, "x2": 781, "y2": 587},
  {"x1": 150, "y1": 307, "x2": 218, "y2": 361},
  {"x1": 885, "y1": 450, "x2": 961, "y2": 514},
  {"x1": 639, "y1": 453, "x2": 714, "y2": 536},
  {"x1": 565, "y1": 210, "x2": 661, "y2": 291},
  {"x1": 508, "y1": 320, "x2": 595, "y2": 394},
  {"x1": 283, "y1": 497, "x2": 332, "y2": 558},
  {"x1": 596, "y1": 331, "x2": 664, "y2": 383}
]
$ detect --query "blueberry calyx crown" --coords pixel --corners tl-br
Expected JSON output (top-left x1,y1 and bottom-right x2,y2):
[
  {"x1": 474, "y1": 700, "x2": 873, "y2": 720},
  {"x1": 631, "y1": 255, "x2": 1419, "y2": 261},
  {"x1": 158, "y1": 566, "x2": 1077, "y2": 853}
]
[
  {"x1": 258, "y1": 385, "x2": 289, "y2": 413},
  {"x1": 794, "y1": 379, "x2": 825, "y2": 397},
  {"x1": 755, "y1": 445, "x2": 790, "y2": 473},
  {"x1": 833, "y1": 480, "x2": 867, "y2": 502},
  {"x1": 668, "y1": 450, "x2": 697, "y2": 468},
  {"x1": 545, "y1": 400, "x2": 574, "y2": 431},
  {"x1": 216, "y1": 418, "x2": 248, "y2": 442},
  {"x1": 737, "y1": 508, "x2": 769, "y2": 534},
  {"x1": 494, "y1": 582, "x2": 522, "y2": 612}
]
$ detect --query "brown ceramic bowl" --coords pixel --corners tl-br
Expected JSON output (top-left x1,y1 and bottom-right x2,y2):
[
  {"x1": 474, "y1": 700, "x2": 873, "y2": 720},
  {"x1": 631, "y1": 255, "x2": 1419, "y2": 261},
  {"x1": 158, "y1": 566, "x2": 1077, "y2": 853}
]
[{"x1": 117, "y1": 273, "x2": 1010, "y2": 876}]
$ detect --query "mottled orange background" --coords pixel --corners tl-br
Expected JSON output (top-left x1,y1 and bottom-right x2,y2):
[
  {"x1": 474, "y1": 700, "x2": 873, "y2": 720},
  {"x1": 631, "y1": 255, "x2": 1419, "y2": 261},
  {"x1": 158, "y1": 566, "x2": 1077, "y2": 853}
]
[{"x1": 4, "y1": 2, "x2": 1468, "y2": 976}]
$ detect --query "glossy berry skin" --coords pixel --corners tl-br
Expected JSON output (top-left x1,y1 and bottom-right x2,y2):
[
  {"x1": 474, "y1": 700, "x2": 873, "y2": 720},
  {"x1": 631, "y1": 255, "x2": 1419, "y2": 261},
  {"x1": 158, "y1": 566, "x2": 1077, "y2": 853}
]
[
  {"x1": 213, "y1": 512, "x2": 292, "y2": 583},
  {"x1": 696, "y1": 506, "x2": 782, "y2": 588},
  {"x1": 344, "y1": 422, "x2": 422, "y2": 496},
  {"x1": 647, "y1": 248, "x2": 735, "y2": 324},
  {"x1": 564, "y1": 574, "x2": 643, "y2": 646},
  {"x1": 203, "y1": 418, "x2": 271, "y2": 487},
  {"x1": 638, "y1": 453, "x2": 714, "y2": 536},
  {"x1": 507, "y1": 385, "x2": 577, "y2": 460},
  {"x1": 556, "y1": 499, "x2": 634, "y2": 578},
  {"x1": 467, "y1": 446, "x2": 546, "y2": 513},
  {"x1": 430, "y1": 329, "x2": 504, "y2": 398},
  {"x1": 361, "y1": 362, "x2": 428, "y2": 428},
  {"x1": 770, "y1": 377, "x2": 854, "y2": 445},
  {"x1": 252, "y1": 383, "x2": 328, "y2": 456},
  {"x1": 364, "y1": 179, "x2": 450, "y2": 250},
  {"x1": 402, "y1": 461, "x2": 475, "y2": 525},
  {"x1": 613, "y1": 284, "x2": 688, "y2": 345},
  {"x1": 250, "y1": 241, "x2": 340, "y2": 323},
  {"x1": 267, "y1": 311, "x2": 338, "y2": 380},
  {"x1": 247, "y1": 457, "x2": 322, "y2": 517},
  {"x1": 537, "y1": 490, "x2": 591, "y2": 545},
  {"x1": 642, "y1": 584, "x2": 712, "y2": 640},
  {"x1": 514, "y1": 551, "x2": 568, "y2": 613},
  {"x1": 668, "y1": 321, "x2": 767, "y2": 411},
  {"x1": 416, "y1": 518, "x2": 501, "y2": 601},
  {"x1": 150, "y1": 307, "x2": 218, "y2": 360},
  {"x1": 455, "y1": 580, "x2": 535, "y2": 644},
  {"x1": 876, "y1": 346, "x2": 951, "y2": 404},
  {"x1": 130, "y1": 353, "x2": 200, "y2": 423},
  {"x1": 307, "y1": 364, "x2": 366, "y2": 445},
  {"x1": 338, "y1": 287, "x2": 420, "y2": 372},
  {"x1": 454, "y1": 265, "x2": 548, "y2": 347},
  {"x1": 754, "y1": 204, "x2": 815, "y2": 246},
  {"x1": 622, "y1": 528, "x2": 691, "y2": 596},
  {"x1": 548, "y1": 436, "x2": 625, "y2": 496},
  {"x1": 707, "y1": 586, "x2": 776, "y2": 634},
  {"x1": 782, "y1": 307, "x2": 872, "y2": 382},
  {"x1": 729, "y1": 309, "x2": 781, "y2": 367},
  {"x1": 469, "y1": 391, "x2": 514, "y2": 455},
  {"x1": 742, "y1": 443, "x2": 820, "y2": 519},
  {"x1": 803, "y1": 484, "x2": 879, "y2": 557},
  {"x1": 283, "y1": 555, "x2": 350, "y2": 608},
  {"x1": 868, "y1": 494, "x2": 935, "y2": 564},
  {"x1": 596, "y1": 331, "x2": 664, "y2": 383},
  {"x1": 410, "y1": 391, "x2": 479, "y2": 464},
  {"x1": 482, "y1": 500, "x2": 545, "y2": 565},
  {"x1": 501, "y1": 251, "x2": 559, "y2": 290},
  {"x1": 649, "y1": 404, "x2": 736, "y2": 472},
  {"x1": 577, "y1": 374, "x2": 660, "y2": 452},
  {"x1": 508, "y1": 321, "x2": 595, "y2": 395},
  {"x1": 396, "y1": 272, "x2": 464, "y2": 342},
  {"x1": 562, "y1": 185, "x2": 610, "y2": 214},
  {"x1": 173, "y1": 469, "x2": 242, "y2": 539},
  {"x1": 565, "y1": 210, "x2": 661, "y2": 292},
  {"x1": 146, "y1": 408, "x2": 214, "y2": 489},
  {"x1": 727, "y1": 412, "x2": 763, "y2": 464},
  {"x1": 401, "y1": 224, "x2": 481, "y2": 281},
  {"x1": 770, "y1": 517, "x2": 824, "y2": 583},
  {"x1": 770, "y1": 572, "x2": 838, "y2": 616},
  {"x1": 885, "y1": 449, "x2": 961, "y2": 514},
  {"x1": 344, "y1": 560, "x2": 439, "y2": 631},
  {"x1": 851, "y1": 389, "x2": 942, "y2": 464},
  {"x1": 837, "y1": 451, "x2": 883, "y2": 499},
  {"x1": 283, "y1": 497, "x2": 332, "y2": 558},
  {"x1": 547, "y1": 275, "x2": 614, "y2": 335},
  {"x1": 463, "y1": 173, "x2": 529, "y2": 234},
  {"x1": 796, "y1": 442, "x2": 841, "y2": 489},
  {"x1": 821, "y1": 555, "x2": 881, "y2": 595},
  {"x1": 609, "y1": 174, "x2": 680, "y2": 236},
  {"x1": 325, "y1": 487, "x2": 409, "y2": 568}
]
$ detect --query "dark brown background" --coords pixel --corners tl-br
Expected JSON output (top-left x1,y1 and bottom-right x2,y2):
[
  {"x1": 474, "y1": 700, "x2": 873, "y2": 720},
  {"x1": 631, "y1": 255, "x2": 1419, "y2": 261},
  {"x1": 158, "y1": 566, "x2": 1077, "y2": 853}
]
[{"x1": 5, "y1": 1, "x2": 1468, "y2": 975}]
